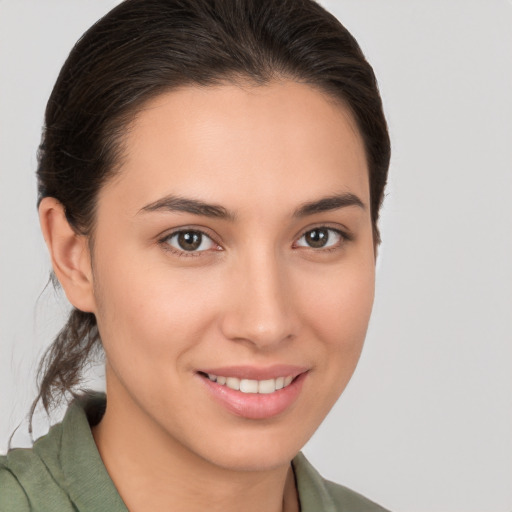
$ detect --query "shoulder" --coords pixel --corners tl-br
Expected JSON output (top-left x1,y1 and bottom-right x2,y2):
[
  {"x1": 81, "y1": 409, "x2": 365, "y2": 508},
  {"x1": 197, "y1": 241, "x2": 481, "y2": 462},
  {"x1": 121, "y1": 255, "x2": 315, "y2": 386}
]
[
  {"x1": 0, "y1": 393, "x2": 117, "y2": 512},
  {"x1": 322, "y1": 479, "x2": 391, "y2": 512},
  {"x1": 0, "y1": 454, "x2": 30, "y2": 511},
  {"x1": 0, "y1": 421, "x2": 76, "y2": 512},
  {"x1": 293, "y1": 452, "x2": 390, "y2": 512}
]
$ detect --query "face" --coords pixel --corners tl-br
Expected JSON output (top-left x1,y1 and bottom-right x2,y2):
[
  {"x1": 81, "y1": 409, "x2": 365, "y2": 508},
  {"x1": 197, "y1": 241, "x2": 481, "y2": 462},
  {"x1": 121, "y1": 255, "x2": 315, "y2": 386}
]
[{"x1": 90, "y1": 80, "x2": 375, "y2": 471}]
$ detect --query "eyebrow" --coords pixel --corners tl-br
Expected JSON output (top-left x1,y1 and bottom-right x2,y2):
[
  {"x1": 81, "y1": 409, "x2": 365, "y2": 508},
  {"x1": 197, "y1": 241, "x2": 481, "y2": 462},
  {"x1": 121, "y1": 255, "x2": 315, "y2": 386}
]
[
  {"x1": 139, "y1": 195, "x2": 236, "y2": 220},
  {"x1": 293, "y1": 193, "x2": 365, "y2": 217},
  {"x1": 139, "y1": 192, "x2": 365, "y2": 220}
]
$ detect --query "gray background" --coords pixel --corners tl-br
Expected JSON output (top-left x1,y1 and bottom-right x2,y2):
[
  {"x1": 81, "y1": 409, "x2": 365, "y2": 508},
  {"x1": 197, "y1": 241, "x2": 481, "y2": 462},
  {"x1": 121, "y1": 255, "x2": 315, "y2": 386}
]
[{"x1": 1, "y1": 1, "x2": 511, "y2": 511}]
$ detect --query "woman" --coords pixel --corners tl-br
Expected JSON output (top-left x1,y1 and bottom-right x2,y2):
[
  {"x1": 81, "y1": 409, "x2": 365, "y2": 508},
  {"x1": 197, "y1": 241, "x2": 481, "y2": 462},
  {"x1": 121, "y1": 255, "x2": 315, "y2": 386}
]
[{"x1": 0, "y1": 0, "x2": 390, "y2": 510}]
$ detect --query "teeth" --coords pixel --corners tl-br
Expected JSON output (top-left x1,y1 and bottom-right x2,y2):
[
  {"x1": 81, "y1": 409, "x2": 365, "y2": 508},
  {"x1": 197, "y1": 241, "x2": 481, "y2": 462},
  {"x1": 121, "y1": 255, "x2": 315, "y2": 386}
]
[
  {"x1": 225, "y1": 377, "x2": 240, "y2": 390},
  {"x1": 205, "y1": 374, "x2": 295, "y2": 394},
  {"x1": 240, "y1": 379, "x2": 258, "y2": 393},
  {"x1": 258, "y1": 379, "x2": 276, "y2": 394}
]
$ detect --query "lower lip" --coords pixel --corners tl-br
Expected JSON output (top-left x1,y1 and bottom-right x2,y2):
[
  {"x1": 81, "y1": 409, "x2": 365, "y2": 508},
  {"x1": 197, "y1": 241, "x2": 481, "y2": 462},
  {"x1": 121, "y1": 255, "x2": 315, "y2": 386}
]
[{"x1": 199, "y1": 372, "x2": 308, "y2": 420}]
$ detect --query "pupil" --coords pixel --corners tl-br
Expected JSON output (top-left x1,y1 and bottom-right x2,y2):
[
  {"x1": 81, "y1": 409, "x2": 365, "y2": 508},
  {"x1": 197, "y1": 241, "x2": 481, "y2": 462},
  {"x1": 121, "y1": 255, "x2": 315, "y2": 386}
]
[
  {"x1": 178, "y1": 231, "x2": 201, "y2": 251},
  {"x1": 306, "y1": 229, "x2": 328, "y2": 248}
]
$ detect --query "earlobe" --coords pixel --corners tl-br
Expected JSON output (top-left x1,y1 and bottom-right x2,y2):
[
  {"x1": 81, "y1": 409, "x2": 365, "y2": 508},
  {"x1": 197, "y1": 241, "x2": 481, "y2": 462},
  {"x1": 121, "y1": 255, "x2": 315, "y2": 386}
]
[{"x1": 38, "y1": 197, "x2": 96, "y2": 313}]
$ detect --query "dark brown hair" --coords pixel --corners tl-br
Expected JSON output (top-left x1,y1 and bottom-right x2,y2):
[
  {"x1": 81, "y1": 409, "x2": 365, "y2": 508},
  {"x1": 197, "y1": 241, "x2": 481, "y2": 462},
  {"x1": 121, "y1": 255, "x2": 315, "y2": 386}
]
[{"x1": 32, "y1": 0, "x2": 390, "y2": 422}]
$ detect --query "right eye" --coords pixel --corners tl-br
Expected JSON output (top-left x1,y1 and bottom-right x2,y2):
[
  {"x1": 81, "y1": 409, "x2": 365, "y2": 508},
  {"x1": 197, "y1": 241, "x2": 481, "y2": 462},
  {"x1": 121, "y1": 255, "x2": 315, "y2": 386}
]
[{"x1": 162, "y1": 230, "x2": 218, "y2": 255}]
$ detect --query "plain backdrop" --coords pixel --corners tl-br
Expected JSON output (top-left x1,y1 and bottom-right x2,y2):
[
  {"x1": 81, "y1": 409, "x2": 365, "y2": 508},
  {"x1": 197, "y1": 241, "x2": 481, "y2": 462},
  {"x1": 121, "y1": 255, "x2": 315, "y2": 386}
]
[{"x1": 1, "y1": 1, "x2": 511, "y2": 511}]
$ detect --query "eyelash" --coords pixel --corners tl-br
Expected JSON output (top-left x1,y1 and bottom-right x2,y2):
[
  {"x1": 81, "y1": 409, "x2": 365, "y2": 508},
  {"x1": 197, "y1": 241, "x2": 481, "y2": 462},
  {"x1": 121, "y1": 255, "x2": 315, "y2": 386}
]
[
  {"x1": 159, "y1": 228, "x2": 220, "y2": 258},
  {"x1": 294, "y1": 227, "x2": 350, "y2": 253},
  {"x1": 158, "y1": 226, "x2": 350, "y2": 257}
]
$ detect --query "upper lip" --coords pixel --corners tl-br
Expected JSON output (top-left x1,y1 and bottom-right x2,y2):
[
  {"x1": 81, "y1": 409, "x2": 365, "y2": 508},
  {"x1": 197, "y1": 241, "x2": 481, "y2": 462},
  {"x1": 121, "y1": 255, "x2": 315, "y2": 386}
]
[{"x1": 198, "y1": 365, "x2": 308, "y2": 380}]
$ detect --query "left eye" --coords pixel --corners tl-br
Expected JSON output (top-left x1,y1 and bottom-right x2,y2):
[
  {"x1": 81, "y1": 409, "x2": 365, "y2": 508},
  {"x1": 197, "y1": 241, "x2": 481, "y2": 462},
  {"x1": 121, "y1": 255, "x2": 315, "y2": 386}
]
[
  {"x1": 295, "y1": 228, "x2": 343, "y2": 249},
  {"x1": 164, "y1": 230, "x2": 217, "y2": 253}
]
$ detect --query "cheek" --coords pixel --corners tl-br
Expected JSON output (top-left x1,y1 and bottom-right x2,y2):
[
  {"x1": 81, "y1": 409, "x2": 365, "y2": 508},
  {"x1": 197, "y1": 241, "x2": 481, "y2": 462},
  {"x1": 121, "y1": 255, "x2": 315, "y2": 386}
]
[
  {"x1": 281, "y1": 253, "x2": 375, "y2": 439},
  {"x1": 304, "y1": 260, "x2": 374, "y2": 334},
  {"x1": 298, "y1": 253, "x2": 375, "y2": 374},
  {"x1": 92, "y1": 253, "x2": 221, "y2": 376}
]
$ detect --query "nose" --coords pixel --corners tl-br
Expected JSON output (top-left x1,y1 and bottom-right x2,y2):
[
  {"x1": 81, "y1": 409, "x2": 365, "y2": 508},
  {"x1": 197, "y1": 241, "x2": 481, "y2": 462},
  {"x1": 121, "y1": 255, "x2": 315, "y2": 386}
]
[{"x1": 219, "y1": 249, "x2": 299, "y2": 349}]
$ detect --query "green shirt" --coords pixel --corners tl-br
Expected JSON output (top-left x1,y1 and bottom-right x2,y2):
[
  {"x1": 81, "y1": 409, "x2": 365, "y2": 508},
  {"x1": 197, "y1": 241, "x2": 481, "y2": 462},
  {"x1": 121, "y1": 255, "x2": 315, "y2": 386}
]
[{"x1": 0, "y1": 393, "x2": 389, "y2": 511}]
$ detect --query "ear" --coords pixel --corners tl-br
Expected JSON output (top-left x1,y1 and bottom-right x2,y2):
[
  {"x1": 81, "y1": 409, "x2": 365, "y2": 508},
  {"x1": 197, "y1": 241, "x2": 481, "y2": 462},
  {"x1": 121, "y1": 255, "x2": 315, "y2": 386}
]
[{"x1": 39, "y1": 197, "x2": 96, "y2": 313}]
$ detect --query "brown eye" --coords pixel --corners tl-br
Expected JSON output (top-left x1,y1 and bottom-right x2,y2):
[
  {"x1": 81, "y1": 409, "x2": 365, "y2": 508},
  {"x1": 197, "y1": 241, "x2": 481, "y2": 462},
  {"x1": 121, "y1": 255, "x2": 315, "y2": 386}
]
[
  {"x1": 296, "y1": 228, "x2": 343, "y2": 249},
  {"x1": 178, "y1": 231, "x2": 202, "y2": 250},
  {"x1": 165, "y1": 230, "x2": 216, "y2": 253},
  {"x1": 305, "y1": 228, "x2": 328, "y2": 248}
]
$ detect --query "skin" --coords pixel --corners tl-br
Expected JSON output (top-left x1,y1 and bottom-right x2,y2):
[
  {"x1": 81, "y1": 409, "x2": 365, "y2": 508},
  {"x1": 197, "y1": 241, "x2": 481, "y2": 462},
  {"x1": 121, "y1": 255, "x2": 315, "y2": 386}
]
[{"x1": 39, "y1": 80, "x2": 376, "y2": 512}]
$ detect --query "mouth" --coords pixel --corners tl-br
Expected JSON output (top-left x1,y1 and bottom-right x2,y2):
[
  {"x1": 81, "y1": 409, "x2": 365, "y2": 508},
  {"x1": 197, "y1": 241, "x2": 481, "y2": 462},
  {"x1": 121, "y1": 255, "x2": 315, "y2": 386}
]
[
  {"x1": 197, "y1": 366, "x2": 309, "y2": 420},
  {"x1": 199, "y1": 372, "x2": 295, "y2": 394}
]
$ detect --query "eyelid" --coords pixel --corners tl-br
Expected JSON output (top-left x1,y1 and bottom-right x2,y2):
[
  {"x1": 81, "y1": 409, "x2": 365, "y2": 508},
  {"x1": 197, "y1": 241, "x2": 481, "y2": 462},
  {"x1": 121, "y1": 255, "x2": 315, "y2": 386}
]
[
  {"x1": 293, "y1": 224, "x2": 352, "y2": 250},
  {"x1": 295, "y1": 222, "x2": 352, "y2": 240},
  {"x1": 156, "y1": 223, "x2": 351, "y2": 257},
  {"x1": 158, "y1": 226, "x2": 223, "y2": 256}
]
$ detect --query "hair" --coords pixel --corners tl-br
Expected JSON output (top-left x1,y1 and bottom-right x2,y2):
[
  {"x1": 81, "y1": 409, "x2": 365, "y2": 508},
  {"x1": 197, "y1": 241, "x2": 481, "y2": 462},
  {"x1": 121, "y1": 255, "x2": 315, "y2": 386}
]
[{"x1": 31, "y1": 0, "x2": 390, "y2": 424}]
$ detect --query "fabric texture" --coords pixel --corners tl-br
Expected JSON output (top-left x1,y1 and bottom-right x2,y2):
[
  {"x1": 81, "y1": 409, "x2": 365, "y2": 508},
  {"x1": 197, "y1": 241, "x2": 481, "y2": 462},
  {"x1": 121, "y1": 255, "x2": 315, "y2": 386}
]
[{"x1": 0, "y1": 393, "x2": 389, "y2": 511}]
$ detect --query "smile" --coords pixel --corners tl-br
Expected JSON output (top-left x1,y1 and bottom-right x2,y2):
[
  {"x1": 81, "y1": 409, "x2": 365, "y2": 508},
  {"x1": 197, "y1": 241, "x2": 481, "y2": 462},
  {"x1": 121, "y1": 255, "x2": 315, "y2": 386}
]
[
  {"x1": 206, "y1": 374, "x2": 294, "y2": 394},
  {"x1": 198, "y1": 366, "x2": 309, "y2": 419}
]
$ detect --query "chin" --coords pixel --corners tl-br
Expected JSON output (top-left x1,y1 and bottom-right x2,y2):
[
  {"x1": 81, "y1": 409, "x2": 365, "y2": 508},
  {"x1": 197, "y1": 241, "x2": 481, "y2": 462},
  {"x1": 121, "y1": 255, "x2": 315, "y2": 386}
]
[
  {"x1": 180, "y1": 415, "x2": 317, "y2": 473},
  {"x1": 200, "y1": 441, "x2": 300, "y2": 473}
]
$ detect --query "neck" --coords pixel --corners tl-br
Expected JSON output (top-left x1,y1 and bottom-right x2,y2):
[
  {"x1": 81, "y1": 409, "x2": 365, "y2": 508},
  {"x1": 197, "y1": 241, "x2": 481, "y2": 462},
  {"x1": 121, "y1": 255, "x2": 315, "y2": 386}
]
[{"x1": 92, "y1": 376, "x2": 299, "y2": 512}]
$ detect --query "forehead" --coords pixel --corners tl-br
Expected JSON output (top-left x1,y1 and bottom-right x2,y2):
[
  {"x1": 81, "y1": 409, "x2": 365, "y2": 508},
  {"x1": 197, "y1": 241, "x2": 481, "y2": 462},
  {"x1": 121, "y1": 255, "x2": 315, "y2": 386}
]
[{"x1": 100, "y1": 80, "x2": 369, "y2": 215}]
